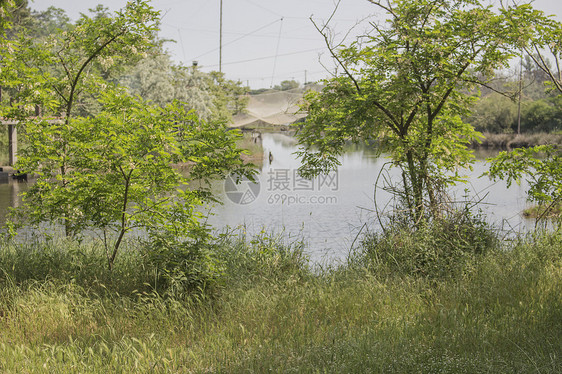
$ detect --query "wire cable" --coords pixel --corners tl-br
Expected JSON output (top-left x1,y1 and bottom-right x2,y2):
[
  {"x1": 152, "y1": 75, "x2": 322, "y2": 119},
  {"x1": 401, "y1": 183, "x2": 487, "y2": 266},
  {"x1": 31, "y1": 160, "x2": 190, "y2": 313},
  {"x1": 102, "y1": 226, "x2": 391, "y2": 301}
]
[
  {"x1": 190, "y1": 18, "x2": 283, "y2": 61},
  {"x1": 204, "y1": 47, "x2": 324, "y2": 68},
  {"x1": 270, "y1": 17, "x2": 284, "y2": 87}
]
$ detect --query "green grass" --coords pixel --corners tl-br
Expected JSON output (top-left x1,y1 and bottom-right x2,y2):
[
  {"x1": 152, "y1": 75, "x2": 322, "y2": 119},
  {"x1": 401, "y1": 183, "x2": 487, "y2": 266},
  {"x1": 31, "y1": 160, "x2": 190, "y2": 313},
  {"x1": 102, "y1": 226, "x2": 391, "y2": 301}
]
[{"x1": 0, "y1": 228, "x2": 561, "y2": 373}]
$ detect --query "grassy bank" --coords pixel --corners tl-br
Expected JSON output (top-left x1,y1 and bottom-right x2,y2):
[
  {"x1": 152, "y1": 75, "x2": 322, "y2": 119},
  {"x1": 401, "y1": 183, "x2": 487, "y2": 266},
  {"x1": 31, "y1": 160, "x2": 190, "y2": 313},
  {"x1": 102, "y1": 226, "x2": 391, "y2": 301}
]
[
  {"x1": 0, "y1": 226, "x2": 561, "y2": 373},
  {"x1": 237, "y1": 132, "x2": 264, "y2": 167},
  {"x1": 472, "y1": 132, "x2": 562, "y2": 149}
]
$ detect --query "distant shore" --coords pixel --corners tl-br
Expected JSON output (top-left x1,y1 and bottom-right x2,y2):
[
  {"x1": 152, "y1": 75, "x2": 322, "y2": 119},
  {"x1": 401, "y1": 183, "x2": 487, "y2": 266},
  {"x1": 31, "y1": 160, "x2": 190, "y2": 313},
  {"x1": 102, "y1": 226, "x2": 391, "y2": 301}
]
[{"x1": 471, "y1": 132, "x2": 562, "y2": 149}]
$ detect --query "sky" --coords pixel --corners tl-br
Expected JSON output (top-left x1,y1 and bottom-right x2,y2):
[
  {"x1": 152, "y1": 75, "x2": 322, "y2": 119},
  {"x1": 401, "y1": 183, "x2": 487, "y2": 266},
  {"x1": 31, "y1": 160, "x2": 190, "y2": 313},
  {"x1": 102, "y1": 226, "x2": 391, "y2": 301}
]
[{"x1": 28, "y1": 0, "x2": 562, "y2": 89}]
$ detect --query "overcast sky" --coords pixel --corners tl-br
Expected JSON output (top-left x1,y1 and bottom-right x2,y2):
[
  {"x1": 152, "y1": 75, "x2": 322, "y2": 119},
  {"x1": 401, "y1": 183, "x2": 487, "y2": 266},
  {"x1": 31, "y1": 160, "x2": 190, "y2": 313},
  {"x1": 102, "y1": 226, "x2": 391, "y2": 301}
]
[{"x1": 28, "y1": 0, "x2": 562, "y2": 89}]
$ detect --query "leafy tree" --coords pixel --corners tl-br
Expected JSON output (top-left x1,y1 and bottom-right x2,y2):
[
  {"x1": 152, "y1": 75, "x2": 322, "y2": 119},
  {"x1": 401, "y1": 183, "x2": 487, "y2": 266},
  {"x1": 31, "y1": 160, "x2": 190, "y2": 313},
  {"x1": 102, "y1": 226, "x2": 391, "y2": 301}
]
[
  {"x1": 488, "y1": 145, "x2": 562, "y2": 225},
  {"x1": 274, "y1": 80, "x2": 300, "y2": 91},
  {"x1": 2, "y1": 1, "x2": 254, "y2": 271},
  {"x1": 520, "y1": 98, "x2": 562, "y2": 133},
  {"x1": 119, "y1": 51, "x2": 177, "y2": 108},
  {"x1": 3, "y1": 0, "x2": 33, "y2": 39},
  {"x1": 296, "y1": 0, "x2": 522, "y2": 223},
  {"x1": 505, "y1": 2, "x2": 562, "y2": 94},
  {"x1": 28, "y1": 6, "x2": 70, "y2": 39},
  {"x1": 1, "y1": 0, "x2": 161, "y2": 235},
  {"x1": 208, "y1": 71, "x2": 249, "y2": 119},
  {"x1": 468, "y1": 92, "x2": 518, "y2": 133},
  {"x1": 3, "y1": 0, "x2": 160, "y2": 120},
  {"x1": 172, "y1": 63, "x2": 216, "y2": 121},
  {"x1": 487, "y1": 3, "x2": 562, "y2": 224},
  {"x1": 14, "y1": 87, "x2": 250, "y2": 270},
  {"x1": 120, "y1": 58, "x2": 249, "y2": 123}
]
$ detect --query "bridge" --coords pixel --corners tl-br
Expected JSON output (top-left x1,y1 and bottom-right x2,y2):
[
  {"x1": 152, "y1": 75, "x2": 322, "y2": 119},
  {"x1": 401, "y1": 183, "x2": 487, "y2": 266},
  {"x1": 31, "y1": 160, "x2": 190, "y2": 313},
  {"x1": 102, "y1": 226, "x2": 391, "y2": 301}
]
[
  {"x1": 0, "y1": 85, "x2": 319, "y2": 173},
  {"x1": 1, "y1": 116, "x2": 63, "y2": 167}
]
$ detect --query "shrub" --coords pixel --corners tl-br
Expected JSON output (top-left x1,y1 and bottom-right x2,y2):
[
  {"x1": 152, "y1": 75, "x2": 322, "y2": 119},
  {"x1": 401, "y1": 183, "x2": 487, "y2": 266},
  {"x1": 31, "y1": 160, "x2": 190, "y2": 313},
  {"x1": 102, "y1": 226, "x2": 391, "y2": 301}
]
[
  {"x1": 214, "y1": 229, "x2": 310, "y2": 287},
  {"x1": 141, "y1": 229, "x2": 224, "y2": 300},
  {"x1": 359, "y1": 211, "x2": 498, "y2": 279}
]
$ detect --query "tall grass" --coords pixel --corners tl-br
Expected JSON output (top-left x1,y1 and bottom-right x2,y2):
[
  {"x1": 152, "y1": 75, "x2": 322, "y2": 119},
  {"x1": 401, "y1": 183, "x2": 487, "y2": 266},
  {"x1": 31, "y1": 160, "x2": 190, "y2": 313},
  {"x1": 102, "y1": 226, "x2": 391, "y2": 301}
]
[{"x1": 0, "y1": 227, "x2": 560, "y2": 373}]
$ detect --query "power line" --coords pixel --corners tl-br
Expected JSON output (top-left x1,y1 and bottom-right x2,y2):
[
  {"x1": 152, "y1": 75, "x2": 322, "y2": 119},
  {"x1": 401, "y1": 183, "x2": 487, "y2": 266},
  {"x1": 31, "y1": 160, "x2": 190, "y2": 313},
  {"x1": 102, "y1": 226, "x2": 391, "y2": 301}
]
[
  {"x1": 270, "y1": 18, "x2": 284, "y2": 87},
  {"x1": 190, "y1": 18, "x2": 282, "y2": 61},
  {"x1": 177, "y1": 28, "x2": 187, "y2": 62},
  {"x1": 161, "y1": 23, "x2": 320, "y2": 41},
  {"x1": 203, "y1": 47, "x2": 325, "y2": 68}
]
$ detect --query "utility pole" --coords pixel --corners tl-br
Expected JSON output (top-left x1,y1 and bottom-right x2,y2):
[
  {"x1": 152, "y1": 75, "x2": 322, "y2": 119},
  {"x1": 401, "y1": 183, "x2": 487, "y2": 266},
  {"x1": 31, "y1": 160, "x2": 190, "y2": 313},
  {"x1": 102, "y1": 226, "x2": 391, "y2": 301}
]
[
  {"x1": 219, "y1": 0, "x2": 223, "y2": 73},
  {"x1": 517, "y1": 54, "x2": 522, "y2": 134},
  {"x1": 304, "y1": 70, "x2": 307, "y2": 85}
]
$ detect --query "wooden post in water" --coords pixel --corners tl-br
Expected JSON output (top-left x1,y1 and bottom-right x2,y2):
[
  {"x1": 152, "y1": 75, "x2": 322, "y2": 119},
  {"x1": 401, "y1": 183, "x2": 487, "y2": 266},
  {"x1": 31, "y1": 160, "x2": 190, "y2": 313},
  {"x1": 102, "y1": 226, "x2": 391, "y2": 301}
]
[{"x1": 8, "y1": 123, "x2": 17, "y2": 166}]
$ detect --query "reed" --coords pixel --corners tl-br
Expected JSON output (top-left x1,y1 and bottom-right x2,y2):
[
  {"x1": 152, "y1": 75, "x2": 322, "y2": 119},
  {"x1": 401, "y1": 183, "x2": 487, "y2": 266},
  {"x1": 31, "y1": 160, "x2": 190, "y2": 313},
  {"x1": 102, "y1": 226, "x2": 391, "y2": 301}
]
[{"x1": 0, "y1": 227, "x2": 560, "y2": 373}]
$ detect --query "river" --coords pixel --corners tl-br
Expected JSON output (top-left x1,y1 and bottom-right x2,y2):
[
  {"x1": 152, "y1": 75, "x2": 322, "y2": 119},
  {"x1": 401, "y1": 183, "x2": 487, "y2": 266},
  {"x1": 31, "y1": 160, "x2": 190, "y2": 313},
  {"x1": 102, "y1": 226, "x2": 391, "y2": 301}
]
[
  {"x1": 0, "y1": 132, "x2": 532, "y2": 263},
  {"x1": 208, "y1": 132, "x2": 532, "y2": 263}
]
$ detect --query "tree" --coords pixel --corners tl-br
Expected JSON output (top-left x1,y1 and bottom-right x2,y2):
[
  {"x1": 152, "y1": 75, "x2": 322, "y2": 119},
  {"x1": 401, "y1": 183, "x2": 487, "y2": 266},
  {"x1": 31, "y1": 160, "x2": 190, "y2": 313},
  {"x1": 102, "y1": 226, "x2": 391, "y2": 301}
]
[
  {"x1": 296, "y1": 0, "x2": 521, "y2": 223},
  {"x1": 14, "y1": 87, "x2": 251, "y2": 270},
  {"x1": 505, "y1": 2, "x2": 562, "y2": 94},
  {"x1": 488, "y1": 145, "x2": 562, "y2": 226},
  {"x1": 1, "y1": 1, "x2": 161, "y2": 235},
  {"x1": 208, "y1": 71, "x2": 249, "y2": 119},
  {"x1": 274, "y1": 80, "x2": 300, "y2": 91},
  {"x1": 487, "y1": 3, "x2": 562, "y2": 224},
  {"x1": 468, "y1": 92, "x2": 518, "y2": 133},
  {"x1": 119, "y1": 51, "x2": 177, "y2": 108},
  {"x1": 120, "y1": 58, "x2": 249, "y2": 123},
  {"x1": 3, "y1": 0, "x2": 159, "y2": 120}
]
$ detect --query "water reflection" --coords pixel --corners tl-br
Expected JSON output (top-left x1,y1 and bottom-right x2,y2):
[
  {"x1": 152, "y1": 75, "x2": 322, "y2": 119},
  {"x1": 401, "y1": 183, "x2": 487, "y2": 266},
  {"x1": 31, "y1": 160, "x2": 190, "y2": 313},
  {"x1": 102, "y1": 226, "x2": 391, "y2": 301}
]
[
  {"x1": 0, "y1": 133, "x2": 532, "y2": 263},
  {"x1": 0, "y1": 181, "x2": 26, "y2": 222},
  {"x1": 208, "y1": 133, "x2": 532, "y2": 263}
]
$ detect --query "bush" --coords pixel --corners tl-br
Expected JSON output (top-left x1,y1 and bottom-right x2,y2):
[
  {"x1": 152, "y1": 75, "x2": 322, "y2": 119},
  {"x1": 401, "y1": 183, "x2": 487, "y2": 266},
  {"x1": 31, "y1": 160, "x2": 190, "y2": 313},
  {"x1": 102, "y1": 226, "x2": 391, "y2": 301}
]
[
  {"x1": 215, "y1": 229, "x2": 310, "y2": 287},
  {"x1": 359, "y1": 211, "x2": 498, "y2": 279},
  {"x1": 0, "y1": 238, "x2": 152, "y2": 296},
  {"x1": 142, "y1": 230, "x2": 224, "y2": 300}
]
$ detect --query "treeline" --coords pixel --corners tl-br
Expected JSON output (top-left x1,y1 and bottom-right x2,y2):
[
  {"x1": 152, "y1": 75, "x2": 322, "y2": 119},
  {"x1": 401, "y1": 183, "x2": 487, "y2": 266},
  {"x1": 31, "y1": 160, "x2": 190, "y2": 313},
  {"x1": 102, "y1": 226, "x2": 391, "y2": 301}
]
[
  {"x1": 3, "y1": 0, "x2": 249, "y2": 123},
  {"x1": 467, "y1": 55, "x2": 562, "y2": 134}
]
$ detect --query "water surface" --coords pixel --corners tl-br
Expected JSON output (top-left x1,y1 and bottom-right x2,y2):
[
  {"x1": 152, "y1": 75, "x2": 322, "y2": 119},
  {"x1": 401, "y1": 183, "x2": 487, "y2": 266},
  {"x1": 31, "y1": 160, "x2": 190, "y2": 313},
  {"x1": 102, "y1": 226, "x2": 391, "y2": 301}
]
[
  {"x1": 0, "y1": 133, "x2": 532, "y2": 263},
  {"x1": 208, "y1": 133, "x2": 531, "y2": 263}
]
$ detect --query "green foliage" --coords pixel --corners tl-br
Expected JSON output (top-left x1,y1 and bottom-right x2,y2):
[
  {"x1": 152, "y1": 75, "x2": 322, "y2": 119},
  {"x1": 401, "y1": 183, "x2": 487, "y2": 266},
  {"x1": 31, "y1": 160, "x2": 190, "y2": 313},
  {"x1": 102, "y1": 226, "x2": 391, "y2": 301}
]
[
  {"x1": 469, "y1": 94, "x2": 562, "y2": 134},
  {"x1": 469, "y1": 92, "x2": 518, "y2": 133},
  {"x1": 208, "y1": 71, "x2": 250, "y2": 119},
  {"x1": 358, "y1": 210, "x2": 498, "y2": 279},
  {"x1": 1, "y1": 1, "x2": 254, "y2": 271},
  {"x1": 505, "y1": 2, "x2": 562, "y2": 94},
  {"x1": 215, "y1": 229, "x2": 309, "y2": 287},
  {"x1": 0, "y1": 231, "x2": 561, "y2": 372},
  {"x1": 118, "y1": 52, "x2": 177, "y2": 108},
  {"x1": 520, "y1": 98, "x2": 562, "y2": 133},
  {"x1": 487, "y1": 145, "x2": 562, "y2": 223},
  {"x1": 27, "y1": 6, "x2": 71, "y2": 39},
  {"x1": 273, "y1": 79, "x2": 300, "y2": 91},
  {"x1": 12, "y1": 87, "x2": 251, "y2": 269},
  {"x1": 296, "y1": 0, "x2": 523, "y2": 222},
  {"x1": 143, "y1": 229, "x2": 223, "y2": 299},
  {"x1": 1, "y1": 0, "x2": 160, "y2": 120},
  {"x1": 120, "y1": 60, "x2": 249, "y2": 122}
]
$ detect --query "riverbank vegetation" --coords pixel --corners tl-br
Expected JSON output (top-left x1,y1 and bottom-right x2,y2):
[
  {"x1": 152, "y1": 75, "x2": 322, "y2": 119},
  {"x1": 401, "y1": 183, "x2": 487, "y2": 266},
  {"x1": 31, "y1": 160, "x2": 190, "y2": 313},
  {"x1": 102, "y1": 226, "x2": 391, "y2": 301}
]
[
  {"x1": 1, "y1": 0, "x2": 562, "y2": 372},
  {"x1": 0, "y1": 223, "x2": 560, "y2": 372}
]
